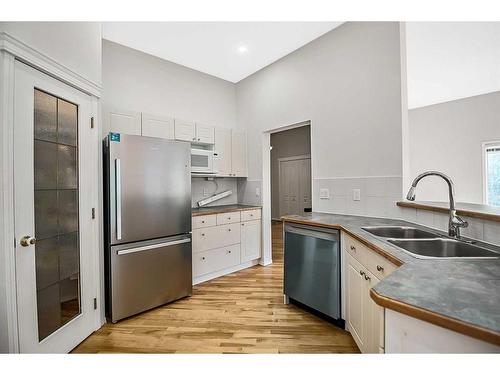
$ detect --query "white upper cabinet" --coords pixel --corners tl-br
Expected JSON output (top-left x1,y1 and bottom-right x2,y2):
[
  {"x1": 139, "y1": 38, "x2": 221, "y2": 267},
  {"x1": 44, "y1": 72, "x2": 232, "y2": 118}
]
[
  {"x1": 141, "y1": 113, "x2": 174, "y2": 139},
  {"x1": 195, "y1": 124, "x2": 215, "y2": 144},
  {"x1": 231, "y1": 130, "x2": 248, "y2": 177},
  {"x1": 106, "y1": 108, "x2": 142, "y2": 136},
  {"x1": 174, "y1": 119, "x2": 196, "y2": 142},
  {"x1": 214, "y1": 127, "x2": 232, "y2": 176}
]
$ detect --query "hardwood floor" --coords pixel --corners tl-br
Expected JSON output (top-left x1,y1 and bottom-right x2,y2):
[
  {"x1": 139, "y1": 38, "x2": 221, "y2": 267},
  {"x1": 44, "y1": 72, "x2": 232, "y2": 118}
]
[{"x1": 73, "y1": 221, "x2": 359, "y2": 353}]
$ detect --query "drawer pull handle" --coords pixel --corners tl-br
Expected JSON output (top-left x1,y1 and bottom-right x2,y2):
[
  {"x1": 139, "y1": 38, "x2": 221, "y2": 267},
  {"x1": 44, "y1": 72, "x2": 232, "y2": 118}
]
[
  {"x1": 228, "y1": 229, "x2": 231, "y2": 232},
  {"x1": 377, "y1": 265, "x2": 384, "y2": 272},
  {"x1": 201, "y1": 233, "x2": 205, "y2": 236},
  {"x1": 360, "y1": 270, "x2": 365, "y2": 276},
  {"x1": 364, "y1": 274, "x2": 371, "y2": 281},
  {"x1": 228, "y1": 250, "x2": 232, "y2": 254},
  {"x1": 350, "y1": 245, "x2": 356, "y2": 251},
  {"x1": 201, "y1": 257, "x2": 205, "y2": 260},
  {"x1": 241, "y1": 223, "x2": 245, "y2": 226},
  {"x1": 201, "y1": 220, "x2": 205, "y2": 224}
]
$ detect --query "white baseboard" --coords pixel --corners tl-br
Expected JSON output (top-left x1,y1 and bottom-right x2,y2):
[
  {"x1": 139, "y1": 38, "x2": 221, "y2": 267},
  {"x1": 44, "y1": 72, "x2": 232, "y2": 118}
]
[{"x1": 193, "y1": 258, "x2": 260, "y2": 285}]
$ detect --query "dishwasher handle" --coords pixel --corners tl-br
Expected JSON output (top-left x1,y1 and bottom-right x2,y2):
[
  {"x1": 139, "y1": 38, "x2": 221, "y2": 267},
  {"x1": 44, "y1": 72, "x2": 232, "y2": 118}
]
[{"x1": 284, "y1": 224, "x2": 339, "y2": 242}]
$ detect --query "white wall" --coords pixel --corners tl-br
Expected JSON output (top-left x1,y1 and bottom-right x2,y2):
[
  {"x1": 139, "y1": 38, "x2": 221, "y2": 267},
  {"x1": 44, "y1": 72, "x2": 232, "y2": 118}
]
[
  {"x1": 406, "y1": 22, "x2": 500, "y2": 109},
  {"x1": 236, "y1": 22, "x2": 405, "y2": 217},
  {"x1": 408, "y1": 91, "x2": 500, "y2": 203},
  {"x1": 102, "y1": 40, "x2": 236, "y2": 132},
  {"x1": 102, "y1": 40, "x2": 239, "y2": 204},
  {"x1": 0, "y1": 22, "x2": 102, "y2": 86}
]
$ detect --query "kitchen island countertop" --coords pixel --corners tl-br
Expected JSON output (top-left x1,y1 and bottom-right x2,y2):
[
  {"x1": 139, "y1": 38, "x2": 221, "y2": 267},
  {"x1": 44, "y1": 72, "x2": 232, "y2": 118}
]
[{"x1": 282, "y1": 212, "x2": 500, "y2": 346}]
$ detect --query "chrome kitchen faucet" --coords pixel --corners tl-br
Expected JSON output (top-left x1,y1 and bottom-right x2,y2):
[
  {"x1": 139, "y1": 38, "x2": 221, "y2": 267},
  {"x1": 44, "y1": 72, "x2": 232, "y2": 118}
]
[{"x1": 406, "y1": 171, "x2": 468, "y2": 239}]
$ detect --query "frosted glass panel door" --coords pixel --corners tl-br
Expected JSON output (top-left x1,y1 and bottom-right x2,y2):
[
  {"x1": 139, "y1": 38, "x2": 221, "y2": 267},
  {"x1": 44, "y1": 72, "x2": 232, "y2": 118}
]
[
  {"x1": 34, "y1": 89, "x2": 81, "y2": 341},
  {"x1": 14, "y1": 61, "x2": 97, "y2": 353}
]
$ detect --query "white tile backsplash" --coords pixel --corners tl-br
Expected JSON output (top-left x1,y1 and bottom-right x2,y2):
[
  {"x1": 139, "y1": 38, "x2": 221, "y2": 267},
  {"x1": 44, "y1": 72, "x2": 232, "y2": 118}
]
[
  {"x1": 191, "y1": 177, "x2": 238, "y2": 207},
  {"x1": 313, "y1": 176, "x2": 403, "y2": 218}
]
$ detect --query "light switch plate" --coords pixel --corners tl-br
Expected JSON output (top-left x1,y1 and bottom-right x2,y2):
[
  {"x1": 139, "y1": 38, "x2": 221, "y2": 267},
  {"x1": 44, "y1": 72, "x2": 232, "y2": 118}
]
[
  {"x1": 319, "y1": 188, "x2": 330, "y2": 199},
  {"x1": 353, "y1": 189, "x2": 361, "y2": 201}
]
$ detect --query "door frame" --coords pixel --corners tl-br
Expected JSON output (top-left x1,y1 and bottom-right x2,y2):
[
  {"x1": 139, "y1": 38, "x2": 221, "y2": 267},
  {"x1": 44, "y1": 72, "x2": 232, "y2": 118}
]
[
  {"x1": 0, "y1": 34, "x2": 102, "y2": 353},
  {"x1": 277, "y1": 155, "x2": 311, "y2": 218},
  {"x1": 261, "y1": 121, "x2": 313, "y2": 266}
]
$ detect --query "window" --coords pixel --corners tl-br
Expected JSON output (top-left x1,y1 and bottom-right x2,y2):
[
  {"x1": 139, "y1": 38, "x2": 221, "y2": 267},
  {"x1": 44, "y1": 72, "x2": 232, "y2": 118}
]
[{"x1": 484, "y1": 141, "x2": 500, "y2": 206}]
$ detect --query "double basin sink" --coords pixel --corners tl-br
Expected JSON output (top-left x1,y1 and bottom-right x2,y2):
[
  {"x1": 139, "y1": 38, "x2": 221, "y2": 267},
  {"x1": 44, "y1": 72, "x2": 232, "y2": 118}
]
[{"x1": 361, "y1": 226, "x2": 500, "y2": 259}]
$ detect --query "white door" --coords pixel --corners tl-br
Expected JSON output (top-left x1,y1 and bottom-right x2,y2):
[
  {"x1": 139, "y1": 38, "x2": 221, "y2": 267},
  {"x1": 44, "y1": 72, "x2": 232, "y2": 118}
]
[
  {"x1": 279, "y1": 157, "x2": 311, "y2": 216},
  {"x1": 214, "y1": 127, "x2": 232, "y2": 176},
  {"x1": 106, "y1": 108, "x2": 141, "y2": 135},
  {"x1": 195, "y1": 123, "x2": 215, "y2": 144},
  {"x1": 231, "y1": 130, "x2": 247, "y2": 177},
  {"x1": 141, "y1": 113, "x2": 174, "y2": 139},
  {"x1": 174, "y1": 119, "x2": 196, "y2": 142},
  {"x1": 14, "y1": 61, "x2": 98, "y2": 353},
  {"x1": 240, "y1": 220, "x2": 261, "y2": 262},
  {"x1": 346, "y1": 254, "x2": 365, "y2": 351}
]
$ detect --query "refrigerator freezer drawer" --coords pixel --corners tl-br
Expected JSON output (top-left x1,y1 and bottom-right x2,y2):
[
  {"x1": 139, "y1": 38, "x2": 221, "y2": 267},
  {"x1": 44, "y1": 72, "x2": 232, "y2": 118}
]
[{"x1": 109, "y1": 236, "x2": 192, "y2": 322}]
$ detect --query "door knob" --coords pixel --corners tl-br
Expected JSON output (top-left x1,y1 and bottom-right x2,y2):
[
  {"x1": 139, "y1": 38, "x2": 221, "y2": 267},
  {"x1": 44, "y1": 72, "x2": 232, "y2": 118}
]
[{"x1": 20, "y1": 235, "x2": 36, "y2": 247}]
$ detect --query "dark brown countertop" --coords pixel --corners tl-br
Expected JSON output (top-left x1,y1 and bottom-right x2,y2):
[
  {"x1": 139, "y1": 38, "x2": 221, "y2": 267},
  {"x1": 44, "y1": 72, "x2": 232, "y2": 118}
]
[
  {"x1": 282, "y1": 212, "x2": 500, "y2": 346},
  {"x1": 397, "y1": 201, "x2": 500, "y2": 223},
  {"x1": 192, "y1": 204, "x2": 261, "y2": 217}
]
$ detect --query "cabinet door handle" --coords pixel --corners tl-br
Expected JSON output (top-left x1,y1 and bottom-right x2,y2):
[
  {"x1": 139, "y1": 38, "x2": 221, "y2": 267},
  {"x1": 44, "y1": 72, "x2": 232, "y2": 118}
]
[
  {"x1": 201, "y1": 257, "x2": 205, "y2": 260},
  {"x1": 228, "y1": 228, "x2": 231, "y2": 232},
  {"x1": 201, "y1": 220, "x2": 205, "y2": 224},
  {"x1": 376, "y1": 265, "x2": 384, "y2": 272},
  {"x1": 228, "y1": 250, "x2": 232, "y2": 254},
  {"x1": 350, "y1": 245, "x2": 356, "y2": 251},
  {"x1": 359, "y1": 270, "x2": 365, "y2": 276},
  {"x1": 364, "y1": 274, "x2": 371, "y2": 281},
  {"x1": 201, "y1": 233, "x2": 205, "y2": 236}
]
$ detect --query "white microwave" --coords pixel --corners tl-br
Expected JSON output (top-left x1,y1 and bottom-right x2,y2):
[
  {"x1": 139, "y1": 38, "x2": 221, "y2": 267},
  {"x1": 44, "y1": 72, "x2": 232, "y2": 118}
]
[{"x1": 191, "y1": 148, "x2": 217, "y2": 174}]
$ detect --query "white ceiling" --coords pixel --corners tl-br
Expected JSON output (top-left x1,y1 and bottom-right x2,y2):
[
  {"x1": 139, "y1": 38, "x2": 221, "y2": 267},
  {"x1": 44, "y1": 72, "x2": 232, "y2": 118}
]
[
  {"x1": 102, "y1": 22, "x2": 342, "y2": 83},
  {"x1": 406, "y1": 22, "x2": 500, "y2": 109}
]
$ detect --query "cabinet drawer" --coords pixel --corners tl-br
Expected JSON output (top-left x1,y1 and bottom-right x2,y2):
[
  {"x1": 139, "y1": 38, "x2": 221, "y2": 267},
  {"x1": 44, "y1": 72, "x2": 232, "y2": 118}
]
[
  {"x1": 363, "y1": 247, "x2": 397, "y2": 280},
  {"x1": 192, "y1": 215, "x2": 217, "y2": 229},
  {"x1": 241, "y1": 209, "x2": 261, "y2": 222},
  {"x1": 193, "y1": 244, "x2": 240, "y2": 277},
  {"x1": 344, "y1": 234, "x2": 397, "y2": 280},
  {"x1": 192, "y1": 223, "x2": 240, "y2": 253},
  {"x1": 216, "y1": 211, "x2": 241, "y2": 225}
]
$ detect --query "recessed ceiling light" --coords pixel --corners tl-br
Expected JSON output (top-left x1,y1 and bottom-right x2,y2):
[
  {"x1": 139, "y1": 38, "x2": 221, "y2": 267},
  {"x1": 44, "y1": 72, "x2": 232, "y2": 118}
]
[{"x1": 238, "y1": 45, "x2": 248, "y2": 54}]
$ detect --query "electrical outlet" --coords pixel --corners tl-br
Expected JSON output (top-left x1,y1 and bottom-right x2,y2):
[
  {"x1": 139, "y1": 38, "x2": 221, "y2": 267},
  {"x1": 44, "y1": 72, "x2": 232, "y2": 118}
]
[
  {"x1": 319, "y1": 188, "x2": 330, "y2": 199},
  {"x1": 255, "y1": 187, "x2": 261, "y2": 197},
  {"x1": 203, "y1": 187, "x2": 208, "y2": 197},
  {"x1": 353, "y1": 189, "x2": 361, "y2": 201}
]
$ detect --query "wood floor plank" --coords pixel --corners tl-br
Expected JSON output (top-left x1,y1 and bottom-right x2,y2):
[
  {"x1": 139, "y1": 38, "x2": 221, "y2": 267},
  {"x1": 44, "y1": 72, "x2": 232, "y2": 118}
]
[{"x1": 72, "y1": 221, "x2": 360, "y2": 353}]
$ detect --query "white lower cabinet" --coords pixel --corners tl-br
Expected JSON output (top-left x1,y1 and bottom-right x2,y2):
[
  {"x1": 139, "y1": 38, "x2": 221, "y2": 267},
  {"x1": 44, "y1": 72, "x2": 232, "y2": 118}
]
[
  {"x1": 240, "y1": 220, "x2": 261, "y2": 262},
  {"x1": 192, "y1": 209, "x2": 261, "y2": 284},
  {"x1": 344, "y1": 234, "x2": 396, "y2": 353},
  {"x1": 193, "y1": 244, "x2": 240, "y2": 277}
]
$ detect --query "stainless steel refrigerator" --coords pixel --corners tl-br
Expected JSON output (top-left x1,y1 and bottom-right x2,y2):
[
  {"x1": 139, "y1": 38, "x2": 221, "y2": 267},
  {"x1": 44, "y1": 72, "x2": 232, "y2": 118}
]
[{"x1": 103, "y1": 133, "x2": 192, "y2": 322}]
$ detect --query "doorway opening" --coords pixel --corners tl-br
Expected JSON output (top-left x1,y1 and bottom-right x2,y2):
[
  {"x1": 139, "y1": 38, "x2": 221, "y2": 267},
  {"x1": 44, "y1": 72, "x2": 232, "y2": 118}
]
[{"x1": 270, "y1": 124, "x2": 312, "y2": 260}]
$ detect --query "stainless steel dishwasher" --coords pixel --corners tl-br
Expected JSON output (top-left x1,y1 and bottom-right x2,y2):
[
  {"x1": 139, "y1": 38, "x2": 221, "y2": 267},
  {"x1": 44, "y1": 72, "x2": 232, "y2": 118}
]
[{"x1": 284, "y1": 223, "x2": 341, "y2": 322}]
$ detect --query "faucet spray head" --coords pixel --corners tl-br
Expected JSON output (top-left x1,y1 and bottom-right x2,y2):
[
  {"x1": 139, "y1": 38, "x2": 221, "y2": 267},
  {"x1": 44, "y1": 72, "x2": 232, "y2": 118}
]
[{"x1": 406, "y1": 186, "x2": 416, "y2": 201}]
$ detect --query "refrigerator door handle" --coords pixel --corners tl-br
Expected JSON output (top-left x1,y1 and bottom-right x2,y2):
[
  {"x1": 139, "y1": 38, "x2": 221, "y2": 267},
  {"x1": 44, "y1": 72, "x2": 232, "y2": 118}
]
[
  {"x1": 117, "y1": 238, "x2": 192, "y2": 256},
  {"x1": 115, "y1": 158, "x2": 122, "y2": 240}
]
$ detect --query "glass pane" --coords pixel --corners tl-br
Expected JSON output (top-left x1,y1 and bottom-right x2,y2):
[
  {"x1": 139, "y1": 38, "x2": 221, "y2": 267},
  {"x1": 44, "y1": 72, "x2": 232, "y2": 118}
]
[
  {"x1": 487, "y1": 147, "x2": 500, "y2": 206},
  {"x1": 57, "y1": 99, "x2": 77, "y2": 146},
  {"x1": 34, "y1": 90, "x2": 57, "y2": 142},
  {"x1": 191, "y1": 154, "x2": 208, "y2": 168},
  {"x1": 33, "y1": 89, "x2": 80, "y2": 342}
]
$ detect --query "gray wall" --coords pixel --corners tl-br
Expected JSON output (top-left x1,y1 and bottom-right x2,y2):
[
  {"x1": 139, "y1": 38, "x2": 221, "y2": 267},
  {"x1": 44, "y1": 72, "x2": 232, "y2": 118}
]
[
  {"x1": 236, "y1": 22, "x2": 405, "y2": 218},
  {"x1": 409, "y1": 91, "x2": 500, "y2": 203},
  {"x1": 0, "y1": 22, "x2": 102, "y2": 86},
  {"x1": 270, "y1": 125, "x2": 311, "y2": 218}
]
